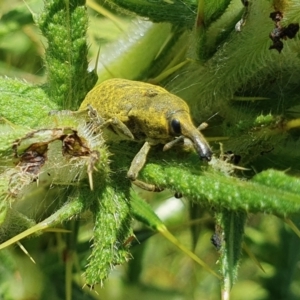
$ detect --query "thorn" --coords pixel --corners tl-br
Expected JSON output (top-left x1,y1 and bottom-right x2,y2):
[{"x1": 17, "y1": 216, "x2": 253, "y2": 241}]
[
  {"x1": 17, "y1": 241, "x2": 36, "y2": 264},
  {"x1": 88, "y1": 170, "x2": 94, "y2": 191}
]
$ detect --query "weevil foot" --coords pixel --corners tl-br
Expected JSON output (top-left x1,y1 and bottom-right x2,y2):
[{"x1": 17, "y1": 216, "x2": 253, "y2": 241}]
[{"x1": 132, "y1": 179, "x2": 164, "y2": 192}]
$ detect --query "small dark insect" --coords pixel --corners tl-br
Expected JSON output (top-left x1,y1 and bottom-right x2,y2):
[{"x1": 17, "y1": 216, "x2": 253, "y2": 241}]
[
  {"x1": 211, "y1": 224, "x2": 224, "y2": 251},
  {"x1": 283, "y1": 23, "x2": 300, "y2": 39},
  {"x1": 269, "y1": 11, "x2": 283, "y2": 23},
  {"x1": 211, "y1": 233, "x2": 222, "y2": 251},
  {"x1": 270, "y1": 27, "x2": 283, "y2": 40},
  {"x1": 269, "y1": 11, "x2": 299, "y2": 53},
  {"x1": 269, "y1": 39, "x2": 284, "y2": 52}
]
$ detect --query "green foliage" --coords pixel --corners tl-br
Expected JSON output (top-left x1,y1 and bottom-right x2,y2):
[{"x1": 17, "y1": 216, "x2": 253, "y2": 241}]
[
  {"x1": 84, "y1": 175, "x2": 133, "y2": 285},
  {"x1": 140, "y1": 160, "x2": 300, "y2": 216},
  {"x1": 0, "y1": 0, "x2": 45, "y2": 81},
  {"x1": 37, "y1": 0, "x2": 97, "y2": 109},
  {"x1": 105, "y1": 0, "x2": 198, "y2": 28},
  {"x1": 0, "y1": 0, "x2": 300, "y2": 299},
  {"x1": 0, "y1": 77, "x2": 58, "y2": 127},
  {"x1": 216, "y1": 210, "x2": 247, "y2": 290}
]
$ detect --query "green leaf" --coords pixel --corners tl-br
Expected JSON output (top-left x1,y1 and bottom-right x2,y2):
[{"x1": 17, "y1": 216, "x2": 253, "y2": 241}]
[
  {"x1": 0, "y1": 77, "x2": 58, "y2": 127},
  {"x1": 106, "y1": 0, "x2": 197, "y2": 28},
  {"x1": 84, "y1": 180, "x2": 133, "y2": 286},
  {"x1": 216, "y1": 210, "x2": 247, "y2": 292},
  {"x1": 37, "y1": 0, "x2": 97, "y2": 109},
  {"x1": 140, "y1": 160, "x2": 300, "y2": 217}
]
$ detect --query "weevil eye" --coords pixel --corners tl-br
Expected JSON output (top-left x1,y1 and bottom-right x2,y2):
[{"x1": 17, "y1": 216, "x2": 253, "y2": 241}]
[{"x1": 170, "y1": 119, "x2": 181, "y2": 135}]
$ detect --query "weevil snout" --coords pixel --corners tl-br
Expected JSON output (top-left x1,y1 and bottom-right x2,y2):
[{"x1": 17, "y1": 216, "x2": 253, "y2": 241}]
[
  {"x1": 192, "y1": 134, "x2": 212, "y2": 161},
  {"x1": 169, "y1": 114, "x2": 212, "y2": 161}
]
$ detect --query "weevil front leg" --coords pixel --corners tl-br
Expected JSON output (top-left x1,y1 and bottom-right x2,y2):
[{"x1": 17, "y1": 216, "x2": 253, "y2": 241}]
[
  {"x1": 127, "y1": 142, "x2": 163, "y2": 192},
  {"x1": 106, "y1": 117, "x2": 134, "y2": 140},
  {"x1": 86, "y1": 105, "x2": 134, "y2": 140}
]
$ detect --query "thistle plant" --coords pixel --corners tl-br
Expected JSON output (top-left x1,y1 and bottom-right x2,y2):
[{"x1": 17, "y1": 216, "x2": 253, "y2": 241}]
[{"x1": 0, "y1": 0, "x2": 300, "y2": 299}]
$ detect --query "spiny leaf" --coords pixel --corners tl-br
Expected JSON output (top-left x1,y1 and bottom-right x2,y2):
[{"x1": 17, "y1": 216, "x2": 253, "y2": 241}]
[
  {"x1": 37, "y1": 0, "x2": 97, "y2": 109},
  {"x1": 140, "y1": 161, "x2": 300, "y2": 217},
  {"x1": 84, "y1": 180, "x2": 132, "y2": 286},
  {"x1": 0, "y1": 77, "x2": 58, "y2": 127}
]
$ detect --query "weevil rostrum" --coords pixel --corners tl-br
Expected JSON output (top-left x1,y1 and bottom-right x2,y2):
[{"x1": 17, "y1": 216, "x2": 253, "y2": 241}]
[{"x1": 79, "y1": 78, "x2": 212, "y2": 191}]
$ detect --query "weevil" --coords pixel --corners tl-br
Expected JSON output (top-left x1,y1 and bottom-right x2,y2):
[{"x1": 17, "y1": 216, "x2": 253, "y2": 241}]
[{"x1": 79, "y1": 78, "x2": 212, "y2": 191}]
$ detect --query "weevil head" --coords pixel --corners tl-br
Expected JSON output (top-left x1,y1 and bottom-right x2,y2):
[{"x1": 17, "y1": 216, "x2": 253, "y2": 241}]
[{"x1": 168, "y1": 111, "x2": 212, "y2": 161}]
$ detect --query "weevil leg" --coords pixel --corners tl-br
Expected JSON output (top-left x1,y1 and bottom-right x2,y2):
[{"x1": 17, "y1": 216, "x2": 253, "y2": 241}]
[
  {"x1": 163, "y1": 122, "x2": 209, "y2": 152},
  {"x1": 132, "y1": 179, "x2": 163, "y2": 192},
  {"x1": 84, "y1": 105, "x2": 135, "y2": 139},
  {"x1": 107, "y1": 117, "x2": 134, "y2": 140},
  {"x1": 163, "y1": 136, "x2": 184, "y2": 151},
  {"x1": 127, "y1": 141, "x2": 151, "y2": 180},
  {"x1": 96, "y1": 116, "x2": 134, "y2": 140},
  {"x1": 127, "y1": 142, "x2": 163, "y2": 192}
]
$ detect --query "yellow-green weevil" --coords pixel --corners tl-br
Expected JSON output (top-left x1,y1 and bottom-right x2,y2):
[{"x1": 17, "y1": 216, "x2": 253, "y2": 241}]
[{"x1": 79, "y1": 78, "x2": 212, "y2": 190}]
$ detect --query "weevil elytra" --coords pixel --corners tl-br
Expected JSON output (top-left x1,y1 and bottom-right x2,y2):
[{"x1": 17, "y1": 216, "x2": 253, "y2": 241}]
[{"x1": 79, "y1": 78, "x2": 212, "y2": 191}]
